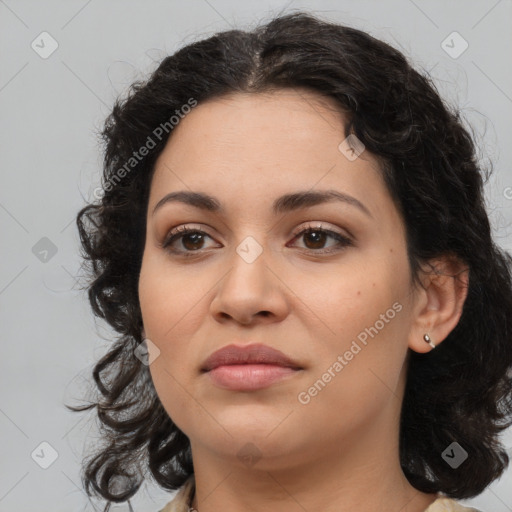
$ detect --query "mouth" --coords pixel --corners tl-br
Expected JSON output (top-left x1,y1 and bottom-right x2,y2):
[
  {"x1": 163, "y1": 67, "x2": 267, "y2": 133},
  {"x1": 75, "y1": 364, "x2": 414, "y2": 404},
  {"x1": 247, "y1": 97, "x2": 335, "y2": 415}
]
[{"x1": 201, "y1": 343, "x2": 303, "y2": 391}]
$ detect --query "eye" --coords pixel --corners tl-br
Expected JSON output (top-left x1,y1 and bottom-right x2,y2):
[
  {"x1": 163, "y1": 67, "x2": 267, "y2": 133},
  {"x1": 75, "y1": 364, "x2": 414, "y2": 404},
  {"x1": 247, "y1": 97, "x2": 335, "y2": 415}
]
[
  {"x1": 161, "y1": 225, "x2": 218, "y2": 257},
  {"x1": 288, "y1": 223, "x2": 353, "y2": 254},
  {"x1": 161, "y1": 223, "x2": 353, "y2": 258}
]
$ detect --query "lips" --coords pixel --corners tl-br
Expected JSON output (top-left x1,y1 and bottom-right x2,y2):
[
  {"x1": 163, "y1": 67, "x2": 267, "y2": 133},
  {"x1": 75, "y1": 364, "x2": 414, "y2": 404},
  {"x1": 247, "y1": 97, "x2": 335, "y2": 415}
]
[
  {"x1": 201, "y1": 343, "x2": 302, "y2": 372},
  {"x1": 201, "y1": 343, "x2": 303, "y2": 391}
]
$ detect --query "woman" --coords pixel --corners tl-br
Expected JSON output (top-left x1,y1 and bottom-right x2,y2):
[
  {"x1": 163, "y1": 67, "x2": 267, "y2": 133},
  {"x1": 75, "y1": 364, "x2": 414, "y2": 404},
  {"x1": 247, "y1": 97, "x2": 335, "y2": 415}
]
[{"x1": 69, "y1": 11, "x2": 512, "y2": 512}]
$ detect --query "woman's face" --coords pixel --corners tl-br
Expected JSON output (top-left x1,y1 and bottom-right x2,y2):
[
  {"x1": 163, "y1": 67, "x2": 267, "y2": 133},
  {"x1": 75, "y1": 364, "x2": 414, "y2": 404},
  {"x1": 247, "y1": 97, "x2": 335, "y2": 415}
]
[{"x1": 138, "y1": 89, "x2": 420, "y2": 469}]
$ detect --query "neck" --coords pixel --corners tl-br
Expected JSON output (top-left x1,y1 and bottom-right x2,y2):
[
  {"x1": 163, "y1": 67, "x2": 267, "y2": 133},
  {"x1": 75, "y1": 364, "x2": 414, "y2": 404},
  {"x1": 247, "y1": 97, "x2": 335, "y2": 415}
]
[{"x1": 188, "y1": 426, "x2": 438, "y2": 512}]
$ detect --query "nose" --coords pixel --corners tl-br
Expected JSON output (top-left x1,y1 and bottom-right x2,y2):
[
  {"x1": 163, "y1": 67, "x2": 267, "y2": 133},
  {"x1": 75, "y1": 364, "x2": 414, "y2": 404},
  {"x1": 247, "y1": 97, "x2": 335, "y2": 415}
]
[{"x1": 209, "y1": 243, "x2": 290, "y2": 326}]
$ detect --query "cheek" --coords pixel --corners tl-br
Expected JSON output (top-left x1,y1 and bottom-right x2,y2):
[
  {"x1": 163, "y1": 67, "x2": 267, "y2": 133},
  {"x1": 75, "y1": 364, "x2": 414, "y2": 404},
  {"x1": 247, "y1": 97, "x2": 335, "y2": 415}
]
[
  {"x1": 296, "y1": 252, "x2": 410, "y2": 388},
  {"x1": 138, "y1": 256, "x2": 194, "y2": 398},
  {"x1": 289, "y1": 255, "x2": 402, "y2": 340},
  {"x1": 138, "y1": 251, "x2": 208, "y2": 341},
  {"x1": 138, "y1": 256, "x2": 201, "y2": 431}
]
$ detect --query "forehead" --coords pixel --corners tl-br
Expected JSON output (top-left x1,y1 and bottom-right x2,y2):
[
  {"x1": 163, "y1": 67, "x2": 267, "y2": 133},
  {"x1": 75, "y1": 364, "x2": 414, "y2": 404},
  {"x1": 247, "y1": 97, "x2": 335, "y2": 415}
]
[
  {"x1": 164, "y1": 89, "x2": 347, "y2": 154},
  {"x1": 149, "y1": 89, "x2": 390, "y2": 221}
]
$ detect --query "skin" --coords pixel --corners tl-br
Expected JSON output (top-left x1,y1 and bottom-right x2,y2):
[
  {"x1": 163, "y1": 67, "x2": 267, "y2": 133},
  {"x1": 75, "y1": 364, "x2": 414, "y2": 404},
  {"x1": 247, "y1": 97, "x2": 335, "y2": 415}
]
[{"x1": 138, "y1": 89, "x2": 469, "y2": 512}]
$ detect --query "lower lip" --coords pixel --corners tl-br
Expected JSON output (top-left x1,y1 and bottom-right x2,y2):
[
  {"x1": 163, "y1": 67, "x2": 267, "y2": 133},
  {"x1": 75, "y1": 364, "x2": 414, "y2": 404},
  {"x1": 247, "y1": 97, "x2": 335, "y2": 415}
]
[{"x1": 206, "y1": 364, "x2": 300, "y2": 391}]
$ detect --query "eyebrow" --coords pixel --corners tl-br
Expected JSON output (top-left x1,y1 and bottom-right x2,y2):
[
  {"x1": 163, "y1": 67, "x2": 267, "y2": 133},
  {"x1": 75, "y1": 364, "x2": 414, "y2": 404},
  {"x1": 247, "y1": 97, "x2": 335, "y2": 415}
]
[{"x1": 152, "y1": 189, "x2": 372, "y2": 218}]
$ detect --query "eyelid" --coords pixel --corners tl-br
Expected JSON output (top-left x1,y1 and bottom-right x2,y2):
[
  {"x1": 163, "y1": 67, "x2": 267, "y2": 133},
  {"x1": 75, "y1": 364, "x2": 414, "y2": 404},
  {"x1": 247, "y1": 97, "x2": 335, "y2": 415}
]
[
  {"x1": 162, "y1": 221, "x2": 351, "y2": 242},
  {"x1": 160, "y1": 223, "x2": 213, "y2": 247},
  {"x1": 290, "y1": 221, "x2": 351, "y2": 239},
  {"x1": 161, "y1": 221, "x2": 354, "y2": 258},
  {"x1": 287, "y1": 222, "x2": 353, "y2": 254}
]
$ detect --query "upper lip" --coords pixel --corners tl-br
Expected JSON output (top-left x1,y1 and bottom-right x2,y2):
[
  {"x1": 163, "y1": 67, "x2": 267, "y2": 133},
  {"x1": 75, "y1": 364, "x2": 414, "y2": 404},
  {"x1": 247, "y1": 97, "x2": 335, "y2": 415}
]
[{"x1": 201, "y1": 343, "x2": 302, "y2": 372}]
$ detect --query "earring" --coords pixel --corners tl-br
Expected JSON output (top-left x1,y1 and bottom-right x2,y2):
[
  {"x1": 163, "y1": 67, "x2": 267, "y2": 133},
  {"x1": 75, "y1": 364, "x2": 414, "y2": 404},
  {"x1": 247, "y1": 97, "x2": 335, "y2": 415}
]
[{"x1": 423, "y1": 333, "x2": 436, "y2": 349}]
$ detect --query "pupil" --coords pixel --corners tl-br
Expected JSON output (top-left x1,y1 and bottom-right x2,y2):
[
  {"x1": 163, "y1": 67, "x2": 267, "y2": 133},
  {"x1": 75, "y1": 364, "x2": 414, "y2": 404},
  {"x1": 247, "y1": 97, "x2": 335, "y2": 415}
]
[
  {"x1": 184, "y1": 233, "x2": 203, "y2": 250},
  {"x1": 305, "y1": 231, "x2": 325, "y2": 249}
]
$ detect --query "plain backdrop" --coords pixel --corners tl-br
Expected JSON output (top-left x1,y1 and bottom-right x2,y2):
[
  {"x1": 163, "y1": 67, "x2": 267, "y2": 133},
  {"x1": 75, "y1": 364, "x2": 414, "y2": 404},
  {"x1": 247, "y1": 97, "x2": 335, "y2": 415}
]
[{"x1": 1, "y1": 1, "x2": 511, "y2": 511}]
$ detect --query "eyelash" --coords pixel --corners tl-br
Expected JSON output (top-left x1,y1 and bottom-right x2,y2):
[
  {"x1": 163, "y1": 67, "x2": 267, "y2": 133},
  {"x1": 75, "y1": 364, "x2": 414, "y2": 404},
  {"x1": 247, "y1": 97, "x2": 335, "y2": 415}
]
[{"x1": 161, "y1": 223, "x2": 353, "y2": 258}]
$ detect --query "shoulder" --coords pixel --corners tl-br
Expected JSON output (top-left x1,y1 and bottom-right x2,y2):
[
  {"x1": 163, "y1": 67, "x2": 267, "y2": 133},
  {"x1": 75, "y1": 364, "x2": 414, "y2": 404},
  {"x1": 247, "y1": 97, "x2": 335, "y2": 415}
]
[
  {"x1": 424, "y1": 497, "x2": 484, "y2": 512},
  {"x1": 157, "y1": 483, "x2": 487, "y2": 512},
  {"x1": 157, "y1": 475, "x2": 195, "y2": 512}
]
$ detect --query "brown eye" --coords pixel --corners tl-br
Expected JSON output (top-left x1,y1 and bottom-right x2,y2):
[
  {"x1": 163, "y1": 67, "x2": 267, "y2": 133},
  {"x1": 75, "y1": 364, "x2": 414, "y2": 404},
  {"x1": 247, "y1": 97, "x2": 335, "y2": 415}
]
[
  {"x1": 290, "y1": 226, "x2": 353, "y2": 254},
  {"x1": 180, "y1": 232, "x2": 206, "y2": 251},
  {"x1": 162, "y1": 226, "x2": 217, "y2": 256},
  {"x1": 302, "y1": 230, "x2": 328, "y2": 249},
  {"x1": 162, "y1": 224, "x2": 353, "y2": 258}
]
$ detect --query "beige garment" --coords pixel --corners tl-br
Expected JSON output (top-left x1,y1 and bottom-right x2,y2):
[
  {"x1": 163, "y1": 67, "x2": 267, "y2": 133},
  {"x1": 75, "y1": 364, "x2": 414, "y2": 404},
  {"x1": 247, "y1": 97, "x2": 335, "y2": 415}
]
[{"x1": 158, "y1": 476, "x2": 483, "y2": 512}]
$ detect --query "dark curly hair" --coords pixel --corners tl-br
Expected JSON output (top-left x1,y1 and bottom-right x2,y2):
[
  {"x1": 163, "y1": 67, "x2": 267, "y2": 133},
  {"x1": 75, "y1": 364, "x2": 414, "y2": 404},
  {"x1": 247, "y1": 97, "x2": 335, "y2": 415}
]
[{"x1": 68, "y1": 10, "x2": 512, "y2": 510}]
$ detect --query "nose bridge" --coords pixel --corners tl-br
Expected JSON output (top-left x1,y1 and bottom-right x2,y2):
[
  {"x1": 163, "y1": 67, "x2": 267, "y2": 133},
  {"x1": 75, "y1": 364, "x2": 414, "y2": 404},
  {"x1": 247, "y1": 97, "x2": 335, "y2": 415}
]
[
  {"x1": 210, "y1": 231, "x2": 289, "y2": 323},
  {"x1": 226, "y1": 233, "x2": 270, "y2": 293}
]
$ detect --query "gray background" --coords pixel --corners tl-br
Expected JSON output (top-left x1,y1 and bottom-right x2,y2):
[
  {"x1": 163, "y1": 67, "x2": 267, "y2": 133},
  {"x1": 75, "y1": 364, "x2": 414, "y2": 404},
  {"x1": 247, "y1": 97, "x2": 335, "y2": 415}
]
[{"x1": 1, "y1": 1, "x2": 511, "y2": 511}]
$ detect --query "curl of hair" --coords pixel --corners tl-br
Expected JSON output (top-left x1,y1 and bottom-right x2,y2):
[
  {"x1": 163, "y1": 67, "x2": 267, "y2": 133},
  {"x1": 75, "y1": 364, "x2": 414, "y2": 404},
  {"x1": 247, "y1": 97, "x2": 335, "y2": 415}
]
[{"x1": 68, "y1": 11, "x2": 512, "y2": 509}]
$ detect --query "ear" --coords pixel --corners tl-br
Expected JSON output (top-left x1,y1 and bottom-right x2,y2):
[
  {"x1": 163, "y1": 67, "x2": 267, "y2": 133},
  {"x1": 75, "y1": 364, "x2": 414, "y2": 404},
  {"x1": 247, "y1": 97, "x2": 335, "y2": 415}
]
[{"x1": 408, "y1": 254, "x2": 469, "y2": 353}]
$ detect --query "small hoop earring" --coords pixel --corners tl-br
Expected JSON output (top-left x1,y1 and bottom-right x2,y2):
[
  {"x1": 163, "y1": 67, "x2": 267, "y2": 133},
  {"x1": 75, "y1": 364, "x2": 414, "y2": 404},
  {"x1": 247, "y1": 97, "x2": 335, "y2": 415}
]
[{"x1": 423, "y1": 333, "x2": 436, "y2": 349}]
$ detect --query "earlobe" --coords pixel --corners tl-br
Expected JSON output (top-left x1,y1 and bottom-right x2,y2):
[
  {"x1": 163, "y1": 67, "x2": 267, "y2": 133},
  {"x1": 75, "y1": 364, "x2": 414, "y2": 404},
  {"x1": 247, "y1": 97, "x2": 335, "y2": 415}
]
[
  {"x1": 408, "y1": 255, "x2": 469, "y2": 354},
  {"x1": 423, "y1": 333, "x2": 436, "y2": 350}
]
